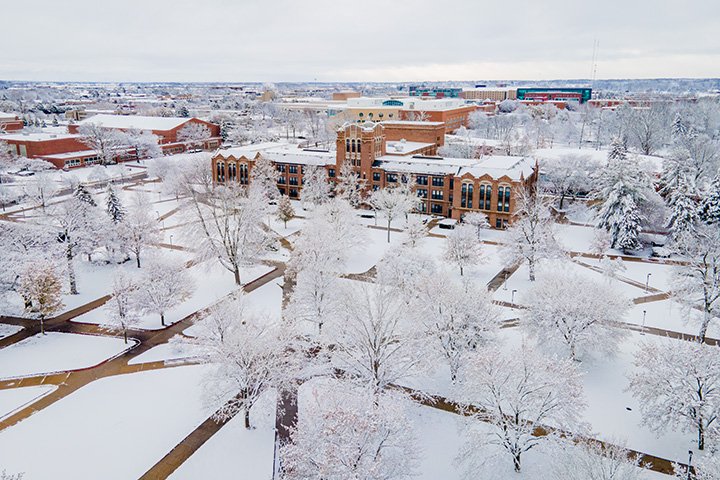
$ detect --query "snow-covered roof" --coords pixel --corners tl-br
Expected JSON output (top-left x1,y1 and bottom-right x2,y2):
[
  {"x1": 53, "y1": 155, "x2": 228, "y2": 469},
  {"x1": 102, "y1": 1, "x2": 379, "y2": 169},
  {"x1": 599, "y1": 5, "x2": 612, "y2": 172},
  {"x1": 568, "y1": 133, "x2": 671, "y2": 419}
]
[
  {"x1": 0, "y1": 112, "x2": 18, "y2": 120},
  {"x1": 1, "y1": 132, "x2": 80, "y2": 142},
  {"x1": 457, "y1": 156, "x2": 536, "y2": 181},
  {"x1": 385, "y1": 140, "x2": 435, "y2": 155},
  {"x1": 216, "y1": 142, "x2": 285, "y2": 159},
  {"x1": 77, "y1": 114, "x2": 199, "y2": 132},
  {"x1": 261, "y1": 146, "x2": 335, "y2": 167},
  {"x1": 39, "y1": 150, "x2": 100, "y2": 160},
  {"x1": 380, "y1": 120, "x2": 445, "y2": 127}
]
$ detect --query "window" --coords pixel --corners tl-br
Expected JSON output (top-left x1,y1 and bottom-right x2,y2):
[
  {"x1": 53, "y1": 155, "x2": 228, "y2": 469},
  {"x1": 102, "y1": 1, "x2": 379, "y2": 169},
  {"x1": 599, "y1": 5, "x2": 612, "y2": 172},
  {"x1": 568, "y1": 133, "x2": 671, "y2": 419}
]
[
  {"x1": 479, "y1": 183, "x2": 492, "y2": 210},
  {"x1": 431, "y1": 190, "x2": 443, "y2": 200},
  {"x1": 496, "y1": 218, "x2": 508, "y2": 229},
  {"x1": 328, "y1": 168, "x2": 335, "y2": 178},
  {"x1": 228, "y1": 162, "x2": 237, "y2": 181},
  {"x1": 461, "y1": 182, "x2": 473, "y2": 209},
  {"x1": 277, "y1": 164, "x2": 286, "y2": 173},
  {"x1": 417, "y1": 188, "x2": 427, "y2": 198},
  {"x1": 289, "y1": 165, "x2": 298, "y2": 174},
  {"x1": 386, "y1": 173, "x2": 398, "y2": 183},
  {"x1": 240, "y1": 164, "x2": 249, "y2": 185},
  {"x1": 416, "y1": 175, "x2": 428, "y2": 186},
  {"x1": 65, "y1": 159, "x2": 81, "y2": 167},
  {"x1": 289, "y1": 188, "x2": 298, "y2": 198},
  {"x1": 418, "y1": 201, "x2": 427, "y2": 212},
  {"x1": 431, "y1": 203, "x2": 443, "y2": 214},
  {"x1": 431, "y1": 177, "x2": 444, "y2": 187},
  {"x1": 373, "y1": 172, "x2": 381, "y2": 182},
  {"x1": 277, "y1": 176, "x2": 286, "y2": 184},
  {"x1": 372, "y1": 185, "x2": 379, "y2": 191},
  {"x1": 216, "y1": 161, "x2": 225, "y2": 182},
  {"x1": 498, "y1": 186, "x2": 510, "y2": 212},
  {"x1": 289, "y1": 177, "x2": 298, "y2": 186}
]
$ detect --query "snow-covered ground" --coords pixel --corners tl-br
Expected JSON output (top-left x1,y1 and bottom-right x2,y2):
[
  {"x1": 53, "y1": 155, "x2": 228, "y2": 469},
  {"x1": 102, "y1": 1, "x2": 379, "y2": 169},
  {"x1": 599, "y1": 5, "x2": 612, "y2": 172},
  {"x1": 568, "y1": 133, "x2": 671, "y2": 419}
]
[
  {"x1": 0, "y1": 332, "x2": 134, "y2": 379},
  {"x1": 0, "y1": 365, "x2": 215, "y2": 480},
  {"x1": 0, "y1": 385, "x2": 56, "y2": 420},
  {"x1": 0, "y1": 324, "x2": 22, "y2": 340}
]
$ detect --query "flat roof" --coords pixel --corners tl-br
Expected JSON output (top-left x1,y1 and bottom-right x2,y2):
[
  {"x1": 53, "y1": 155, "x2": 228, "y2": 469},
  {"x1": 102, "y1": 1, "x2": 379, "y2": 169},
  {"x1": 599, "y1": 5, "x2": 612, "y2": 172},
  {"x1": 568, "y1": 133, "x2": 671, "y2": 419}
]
[
  {"x1": 381, "y1": 120, "x2": 445, "y2": 127},
  {"x1": 1, "y1": 132, "x2": 80, "y2": 142},
  {"x1": 77, "y1": 114, "x2": 198, "y2": 131},
  {"x1": 385, "y1": 140, "x2": 435, "y2": 155}
]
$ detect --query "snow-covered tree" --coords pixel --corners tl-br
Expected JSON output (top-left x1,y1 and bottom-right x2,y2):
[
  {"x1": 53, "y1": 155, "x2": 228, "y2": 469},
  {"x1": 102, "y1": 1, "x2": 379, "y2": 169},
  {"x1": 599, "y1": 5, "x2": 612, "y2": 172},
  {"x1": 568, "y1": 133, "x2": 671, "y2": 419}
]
[
  {"x1": 369, "y1": 183, "x2": 417, "y2": 243},
  {"x1": 276, "y1": 194, "x2": 295, "y2": 228},
  {"x1": 542, "y1": 154, "x2": 599, "y2": 210},
  {"x1": 672, "y1": 226, "x2": 720, "y2": 342},
  {"x1": 417, "y1": 271, "x2": 498, "y2": 382},
  {"x1": 18, "y1": 260, "x2": 64, "y2": 335},
  {"x1": 78, "y1": 123, "x2": 127, "y2": 165},
  {"x1": 628, "y1": 339, "x2": 720, "y2": 450},
  {"x1": 701, "y1": 171, "x2": 720, "y2": 225},
  {"x1": 197, "y1": 299, "x2": 296, "y2": 429},
  {"x1": 405, "y1": 215, "x2": 427, "y2": 247},
  {"x1": 456, "y1": 344, "x2": 585, "y2": 473},
  {"x1": 73, "y1": 183, "x2": 96, "y2": 207},
  {"x1": 177, "y1": 122, "x2": 211, "y2": 151},
  {"x1": 375, "y1": 245, "x2": 436, "y2": 305},
  {"x1": 249, "y1": 154, "x2": 279, "y2": 202},
  {"x1": 327, "y1": 283, "x2": 427, "y2": 395},
  {"x1": 299, "y1": 165, "x2": 330, "y2": 209},
  {"x1": 49, "y1": 197, "x2": 96, "y2": 294},
  {"x1": 676, "y1": 453, "x2": 720, "y2": 480},
  {"x1": 185, "y1": 182, "x2": 271, "y2": 285},
  {"x1": 462, "y1": 211, "x2": 489, "y2": 240},
  {"x1": 105, "y1": 184, "x2": 125, "y2": 224},
  {"x1": 103, "y1": 270, "x2": 140, "y2": 343},
  {"x1": 136, "y1": 257, "x2": 194, "y2": 326},
  {"x1": 595, "y1": 152, "x2": 657, "y2": 252},
  {"x1": 335, "y1": 159, "x2": 365, "y2": 207},
  {"x1": 281, "y1": 385, "x2": 418, "y2": 480},
  {"x1": 119, "y1": 194, "x2": 160, "y2": 268},
  {"x1": 23, "y1": 171, "x2": 57, "y2": 212},
  {"x1": 503, "y1": 187, "x2": 562, "y2": 281},
  {"x1": 550, "y1": 439, "x2": 646, "y2": 480},
  {"x1": 125, "y1": 128, "x2": 162, "y2": 160},
  {"x1": 667, "y1": 174, "x2": 701, "y2": 241},
  {"x1": 444, "y1": 224, "x2": 483, "y2": 276},
  {"x1": 523, "y1": 271, "x2": 630, "y2": 361}
]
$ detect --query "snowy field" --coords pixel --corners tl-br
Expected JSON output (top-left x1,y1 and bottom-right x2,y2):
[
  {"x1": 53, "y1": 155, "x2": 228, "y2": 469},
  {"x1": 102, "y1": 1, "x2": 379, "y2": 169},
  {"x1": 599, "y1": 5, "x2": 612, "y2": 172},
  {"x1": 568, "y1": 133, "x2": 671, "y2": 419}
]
[
  {"x1": 0, "y1": 332, "x2": 133, "y2": 379},
  {"x1": 0, "y1": 325, "x2": 22, "y2": 340},
  {"x1": 0, "y1": 365, "x2": 215, "y2": 480},
  {"x1": 0, "y1": 385, "x2": 56, "y2": 420}
]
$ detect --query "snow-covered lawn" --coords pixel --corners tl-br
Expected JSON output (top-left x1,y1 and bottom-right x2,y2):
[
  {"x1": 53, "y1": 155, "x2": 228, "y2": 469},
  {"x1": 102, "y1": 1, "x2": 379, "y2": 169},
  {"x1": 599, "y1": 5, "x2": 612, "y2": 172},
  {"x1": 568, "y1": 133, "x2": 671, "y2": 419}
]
[
  {"x1": 0, "y1": 385, "x2": 56, "y2": 420},
  {"x1": 418, "y1": 236, "x2": 507, "y2": 286},
  {"x1": 617, "y1": 260, "x2": 678, "y2": 293},
  {"x1": 71, "y1": 260, "x2": 272, "y2": 330},
  {"x1": 344, "y1": 226, "x2": 405, "y2": 274},
  {"x1": 0, "y1": 333, "x2": 133, "y2": 379},
  {"x1": 555, "y1": 223, "x2": 599, "y2": 253},
  {"x1": 0, "y1": 365, "x2": 215, "y2": 480},
  {"x1": 168, "y1": 393, "x2": 276, "y2": 480},
  {"x1": 127, "y1": 341, "x2": 202, "y2": 366},
  {"x1": 0, "y1": 324, "x2": 22, "y2": 340},
  {"x1": 627, "y1": 299, "x2": 720, "y2": 338}
]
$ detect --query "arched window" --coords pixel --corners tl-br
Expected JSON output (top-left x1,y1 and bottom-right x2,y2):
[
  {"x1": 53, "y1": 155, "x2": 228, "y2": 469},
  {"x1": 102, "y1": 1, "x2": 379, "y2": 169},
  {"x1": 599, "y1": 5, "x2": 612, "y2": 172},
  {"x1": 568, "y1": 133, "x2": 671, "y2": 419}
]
[
  {"x1": 228, "y1": 162, "x2": 236, "y2": 181},
  {"x1": 346, "y1": 139, "x2": 350, "y2": 155},
  {"x1": 239, "y1": 163, "x2": 249, "y2": 185},
  {"x1": 461, "y1": 182, "x2": 473, "y2": 209},
  {"x1": 497, "y1": 185, "x2": 510, "y2": 212},
  {"x1": 217, "y1": 161, "x2": 225, "y2": 182},
  {"x1": 351, "y1": 139, "x2": 356, "y2": 153},
  {"x1": 479, "y1": 183, "x2": 492, "y2": 210}
]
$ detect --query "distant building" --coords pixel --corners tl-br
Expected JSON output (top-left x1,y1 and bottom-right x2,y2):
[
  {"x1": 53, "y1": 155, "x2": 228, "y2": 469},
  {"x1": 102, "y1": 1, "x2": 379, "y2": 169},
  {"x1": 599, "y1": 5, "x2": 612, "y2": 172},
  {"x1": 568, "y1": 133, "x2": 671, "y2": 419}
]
[
  {"x1": 516, "y1": 87, "x2": 592, "y2": 104},
  {"x1": 460, "y1": 87, "x2": 517, "y2": 102},
  {"x1": 0, "y1": 112, "x2": 24, "y2": 132},
  {"x1": 408, "y1": 86, "x2": 462, "y2": 98},
  {"x1": 332, "y1": 91, "x2": 362, "y2": 101}
]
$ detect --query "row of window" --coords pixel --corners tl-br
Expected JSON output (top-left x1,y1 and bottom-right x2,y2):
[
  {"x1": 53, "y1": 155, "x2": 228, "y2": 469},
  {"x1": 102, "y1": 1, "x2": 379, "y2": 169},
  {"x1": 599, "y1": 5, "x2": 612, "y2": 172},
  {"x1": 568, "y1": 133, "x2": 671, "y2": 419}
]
[{"x1": 460, "y1": 183, "x2": 511, "y2": 212}]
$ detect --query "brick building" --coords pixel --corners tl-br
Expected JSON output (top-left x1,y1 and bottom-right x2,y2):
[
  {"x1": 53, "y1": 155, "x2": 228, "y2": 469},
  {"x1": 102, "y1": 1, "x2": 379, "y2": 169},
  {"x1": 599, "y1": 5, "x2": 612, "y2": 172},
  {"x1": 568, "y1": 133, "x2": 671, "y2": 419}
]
[
  {"x1": 212, "y1": 122, "x2": 536, "y2": 228},
  {"x1": 0, "y1": 113, "x2": 24, "y2": 132},
  {"x1": 69, "y1": 114, "x2": 222, "y2": 154}
]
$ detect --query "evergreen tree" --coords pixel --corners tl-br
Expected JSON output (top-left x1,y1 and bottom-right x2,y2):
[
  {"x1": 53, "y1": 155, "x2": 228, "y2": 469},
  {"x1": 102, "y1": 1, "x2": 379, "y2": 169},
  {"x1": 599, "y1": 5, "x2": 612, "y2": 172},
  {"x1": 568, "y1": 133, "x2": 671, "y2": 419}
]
[
  {"x1": 52, "y1": 115, "x2": 59, "y2": 127},
  {"x1": 176, "y1": 105, "x2": 189, "y2": 117},
  {"x1": 106, "y1": 185, "x2": 125, "y2": 224},
  {"x1": 73, "y1": 183, "x2": 96, "y2": 207},
  {"x1": 700, "y1": 172, "x2": 720, "y2": 225},
  {"x1": 615, "y1": 196, "x2": 643, "y2": 252},
  {"x1": 607, "y1": 137, "x2": 627, "y2": 162},
  {"x1": 667, "y1": 175, "x2": 700, "y2": 240},
  {"x1": 276, "y1": 194, "x2": 295, "y2": 228}
]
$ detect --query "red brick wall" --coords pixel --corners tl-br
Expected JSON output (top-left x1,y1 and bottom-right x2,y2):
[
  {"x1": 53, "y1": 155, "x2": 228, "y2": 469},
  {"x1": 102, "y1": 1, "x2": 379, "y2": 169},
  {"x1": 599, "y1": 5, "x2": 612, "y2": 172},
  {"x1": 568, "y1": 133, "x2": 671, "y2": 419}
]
[{"x1": 5, "y1": 137, "x2": 88, "y2": 158}]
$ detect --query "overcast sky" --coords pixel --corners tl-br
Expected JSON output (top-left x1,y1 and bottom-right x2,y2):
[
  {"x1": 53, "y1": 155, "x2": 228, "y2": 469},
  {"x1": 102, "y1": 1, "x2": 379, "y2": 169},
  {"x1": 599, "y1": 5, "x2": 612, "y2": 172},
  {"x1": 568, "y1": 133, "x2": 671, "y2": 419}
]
[{"x1": 2, "y1": 0, "x2": 718, "y2": 82}]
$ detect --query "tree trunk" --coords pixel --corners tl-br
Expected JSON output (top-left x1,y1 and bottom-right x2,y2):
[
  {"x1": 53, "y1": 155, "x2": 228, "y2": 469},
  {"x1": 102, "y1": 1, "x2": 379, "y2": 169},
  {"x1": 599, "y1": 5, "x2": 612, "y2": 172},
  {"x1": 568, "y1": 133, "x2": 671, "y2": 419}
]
[
  {"x1": 513, "y1": 451, "x2": 522, "y2": 472},
  {"x1": 136, "y1": 254, "x2": 141, "y2": 269},
  {"x1": 528, "y1": 260, "x2": 536, "y2": 281},
  {"x1": 161, "y1": 312, "x2": 166, "y2": 327},
  {"x1": 244, "y1": 409, "x2": 251, "y2": 429},
  {"x1": 699, "y1": 423, "x2": 705, "y2": 450},
  {"x1": 699, "y1": 310, "x2": 710, "y2": 344},
  {"x1": 387, "y1": 219, "x2": 391, "y2": 243},
  {"x1": 123, "y1": 329, "x2": 128, "y2": 344},
  {"x1": 233, "y1": 267, "x2": 242, "y2": 286},
  {"x1": 460, "y1": 265, "x2": 464, "y2": 276},
  {"x1": 40, "y1": 315, "x2": 45, "y2": 335},
  {"x1": 67, "y1": 248, "x2": 78, "y2": 295}
]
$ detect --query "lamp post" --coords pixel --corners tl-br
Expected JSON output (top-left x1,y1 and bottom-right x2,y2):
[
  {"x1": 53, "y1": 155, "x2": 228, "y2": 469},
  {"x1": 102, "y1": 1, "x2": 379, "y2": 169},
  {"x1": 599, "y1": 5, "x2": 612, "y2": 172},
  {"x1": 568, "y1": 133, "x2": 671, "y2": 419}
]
[
  {"x1": 641, "y1": 310, "x2": 647, "y2": 335},
  {"x1": 169, "y1": 234, "x2": 173, "y2": 247},
  {"x1": 503, "y1": 272, "x2": 508, "y2": 291},
  {"x1": 687, "y1": 450, "x2": 693, "y2": 480},
  {"x1": 511, "y1": 289, "x2": 517, "y2": 304},
  {"x1": 645, "y1": 273, "x2": 652, "y2": 293}
]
